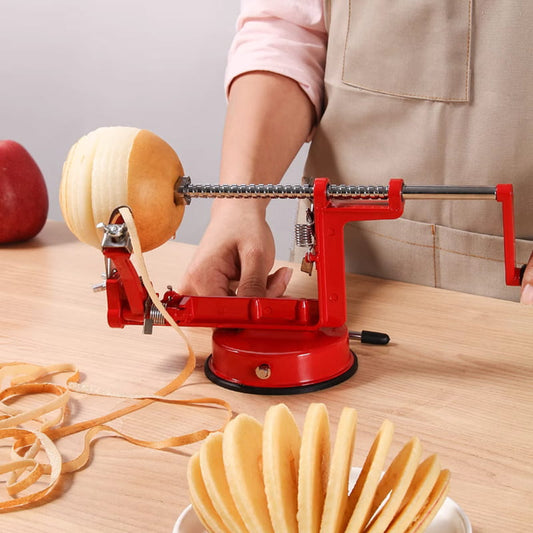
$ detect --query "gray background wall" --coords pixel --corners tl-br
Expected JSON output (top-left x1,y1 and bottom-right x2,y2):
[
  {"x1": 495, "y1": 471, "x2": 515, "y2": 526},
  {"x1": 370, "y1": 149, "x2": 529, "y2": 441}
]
[{"x1": 0, "y1": 0, "x2": 308, "y2": 260}]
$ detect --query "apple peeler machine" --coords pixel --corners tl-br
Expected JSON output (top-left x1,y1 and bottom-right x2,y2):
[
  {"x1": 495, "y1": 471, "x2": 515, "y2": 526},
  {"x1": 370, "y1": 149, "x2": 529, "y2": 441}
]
[{"x1": 96, "y1": 177, "x2": 523, "y2": 395}]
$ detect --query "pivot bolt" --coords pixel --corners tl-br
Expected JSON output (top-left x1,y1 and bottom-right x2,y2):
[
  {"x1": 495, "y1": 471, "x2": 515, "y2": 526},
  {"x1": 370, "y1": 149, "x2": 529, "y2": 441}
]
[
  {"x1": 92, "y1": 281, "x2": 107, "y2": 293},
  {"x1": 255, "y1": 364, "x2": 271, "y2": 380}
]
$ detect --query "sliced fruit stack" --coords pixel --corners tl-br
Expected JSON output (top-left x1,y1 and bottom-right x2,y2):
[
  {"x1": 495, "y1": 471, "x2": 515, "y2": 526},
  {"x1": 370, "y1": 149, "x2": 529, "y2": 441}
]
[{"x1": 188, "y1": 403, "x2": 450, "y2": 533}]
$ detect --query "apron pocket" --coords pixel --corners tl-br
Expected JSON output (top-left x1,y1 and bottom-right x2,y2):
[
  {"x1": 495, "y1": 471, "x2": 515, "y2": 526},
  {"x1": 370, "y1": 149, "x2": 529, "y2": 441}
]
[
  {"x1": 343, "y1": 218, "x2": 530, "y2": 301},
  {"x1": 342, "y1": 0, "x2": 472, "y2": 102}
]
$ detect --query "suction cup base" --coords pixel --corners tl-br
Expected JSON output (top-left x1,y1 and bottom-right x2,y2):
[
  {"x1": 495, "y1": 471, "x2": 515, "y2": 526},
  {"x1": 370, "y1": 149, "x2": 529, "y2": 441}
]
[{"x1": 204, "y1": 326, "x2": 357, "y2": 395}]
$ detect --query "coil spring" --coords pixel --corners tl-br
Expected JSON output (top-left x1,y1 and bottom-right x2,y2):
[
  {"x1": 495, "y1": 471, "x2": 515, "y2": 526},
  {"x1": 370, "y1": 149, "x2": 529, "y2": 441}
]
[
  {"x1": 295, "y1": 224, "x2": 315, "y2": 248},
  {"x1": 149, "y1": 304, "x2": 167, "y2": 325}
]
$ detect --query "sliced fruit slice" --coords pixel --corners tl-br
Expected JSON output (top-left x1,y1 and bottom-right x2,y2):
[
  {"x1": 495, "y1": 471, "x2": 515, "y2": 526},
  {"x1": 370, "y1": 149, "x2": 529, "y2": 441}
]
[
  {"x1": 363, "y1": 437, "x2": 422, "y2": 533},
  {"x1": 187, "y1": 452, "x2": 232, "y2": 533},
  {"x1": 344, "y1": 419, "x2": 394, "y2": 533},
  {"x1": 320, "y1": 407, "x2": 358, "y2": 533},
  {"x1": 263, "y1": 403, "x2": 301, "y2": 533},
  {"x1": 223, "y1": 414, "x2": 274, "y2": 533},
  {"x1": 404, "y1": 469, "x2": 451, "y2": 533},
  {"x1": 297, "y1": 403, "x2": 331, "y2": 533},
  {"x1": 385, "y1": 454, "x2": 441, "y2": 533},
  {"x1": 199, "y1": 432, "x2": 248, "y2": 533}
]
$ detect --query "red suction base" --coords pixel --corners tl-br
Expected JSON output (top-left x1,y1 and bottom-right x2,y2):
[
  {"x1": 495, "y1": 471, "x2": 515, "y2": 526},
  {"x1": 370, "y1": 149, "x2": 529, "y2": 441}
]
[{"x1": 204, "y1": 325, "x2": 357, "y2": 395}]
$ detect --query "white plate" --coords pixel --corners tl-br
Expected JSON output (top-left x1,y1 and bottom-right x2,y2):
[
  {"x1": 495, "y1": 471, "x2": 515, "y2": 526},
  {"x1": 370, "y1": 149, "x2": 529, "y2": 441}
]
[{"x1": 174, "y1": 467, "x2": 472, "y2": 533}]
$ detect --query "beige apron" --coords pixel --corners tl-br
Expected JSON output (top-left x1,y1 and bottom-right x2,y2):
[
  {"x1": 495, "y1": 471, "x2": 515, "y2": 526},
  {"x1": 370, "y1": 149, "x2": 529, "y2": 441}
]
[{"x1": 302, "y1": 0, "x2": 532, "y2": 300}]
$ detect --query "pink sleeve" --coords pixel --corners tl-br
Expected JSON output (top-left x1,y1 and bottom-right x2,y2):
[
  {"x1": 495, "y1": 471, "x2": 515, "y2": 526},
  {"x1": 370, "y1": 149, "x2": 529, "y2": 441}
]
[{"x1": 225, "y1": 0, "x2": 327, "y2": 121}]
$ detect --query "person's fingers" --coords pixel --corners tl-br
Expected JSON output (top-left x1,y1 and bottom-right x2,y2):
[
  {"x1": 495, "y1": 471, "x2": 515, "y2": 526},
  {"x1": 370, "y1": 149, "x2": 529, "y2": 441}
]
[
  {"x1": 178, "y1": 258, "x2": 236, "y2": 297},
  {"x1": 236, "y1": 248, "x2": 270, "y2": 297},
  {"x1": 183, "y1": 266, "x2": 292, "y2": 298},
  {"x1": 177, "y1": 204, "x2": 276, "y2": 298},
  {"x1": 265, "y1": 267, "x2": 293, "y2": 298},
  {"x1": 520, "y1": 251, "x2": 533, "y2": 305},
  {"x1": 178, "y1": 275, "x2": 230, "y2": 297}
]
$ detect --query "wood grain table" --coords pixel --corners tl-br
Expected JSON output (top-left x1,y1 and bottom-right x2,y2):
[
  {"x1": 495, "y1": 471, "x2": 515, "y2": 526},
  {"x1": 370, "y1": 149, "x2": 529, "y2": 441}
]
[{"x1": 1, "y1": 220, "x2": 532, "y2": 532}]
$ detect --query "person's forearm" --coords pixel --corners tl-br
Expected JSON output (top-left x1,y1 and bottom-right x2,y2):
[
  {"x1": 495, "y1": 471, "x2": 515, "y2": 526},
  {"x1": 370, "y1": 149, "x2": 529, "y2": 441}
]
[
  {"x1": 179, "y1": 71, "x2": 313, "y2": 297},
  {"x1": 219, "y1": 71, "x2": 315, "y2": 187}
]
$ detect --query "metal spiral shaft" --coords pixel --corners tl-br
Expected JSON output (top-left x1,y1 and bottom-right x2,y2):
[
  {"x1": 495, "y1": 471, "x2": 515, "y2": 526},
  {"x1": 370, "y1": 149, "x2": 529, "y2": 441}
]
[
  {"x1": 175, "y1": 177, "x2": 389, "y2": 203},
  {"x1": 175, "y1": 177, "x2": 498, "y2": 204}
]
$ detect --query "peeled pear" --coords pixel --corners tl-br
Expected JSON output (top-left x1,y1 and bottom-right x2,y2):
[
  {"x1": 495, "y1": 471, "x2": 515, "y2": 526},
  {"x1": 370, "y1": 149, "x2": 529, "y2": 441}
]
[{"x1": 60, "y1": 126, "x2": 186, "y2": 252}]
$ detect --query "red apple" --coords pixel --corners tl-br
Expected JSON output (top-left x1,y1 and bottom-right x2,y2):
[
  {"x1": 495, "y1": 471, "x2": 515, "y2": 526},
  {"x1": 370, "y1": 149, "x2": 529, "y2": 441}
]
[{"x1": 0, "y1": 140, "x2": 49, "y2": 243}]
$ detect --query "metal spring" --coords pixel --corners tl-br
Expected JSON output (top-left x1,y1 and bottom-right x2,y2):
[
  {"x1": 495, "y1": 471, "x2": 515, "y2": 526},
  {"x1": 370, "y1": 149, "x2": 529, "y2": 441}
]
[
  {"x1": 149, "y1": 304, "x2": 167, "y2": 325},
  {"x1": 294, "y1": 224, "x2": 315, "y2": 248}
]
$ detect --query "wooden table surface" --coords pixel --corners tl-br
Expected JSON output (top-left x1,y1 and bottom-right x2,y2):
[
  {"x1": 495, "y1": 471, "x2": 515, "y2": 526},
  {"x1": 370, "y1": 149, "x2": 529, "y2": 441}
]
[{"x1": 1, "y1": 220, "x2": 532, "y2": 532}]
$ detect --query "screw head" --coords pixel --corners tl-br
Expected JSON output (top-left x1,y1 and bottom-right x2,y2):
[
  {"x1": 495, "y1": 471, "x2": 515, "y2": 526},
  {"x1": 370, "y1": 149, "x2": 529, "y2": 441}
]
[{"x1": 255, "y1": 364, "x2": 271, "y2": 380}]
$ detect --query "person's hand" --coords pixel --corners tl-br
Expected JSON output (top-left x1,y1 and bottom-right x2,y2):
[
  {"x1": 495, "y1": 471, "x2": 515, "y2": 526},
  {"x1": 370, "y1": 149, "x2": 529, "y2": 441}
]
[
  {"x1": 520, "y1": 251, "x2": 533, "y2": 304},
  {"x1": 178, "y1": 199, "x2": 292, "y2": 297}
]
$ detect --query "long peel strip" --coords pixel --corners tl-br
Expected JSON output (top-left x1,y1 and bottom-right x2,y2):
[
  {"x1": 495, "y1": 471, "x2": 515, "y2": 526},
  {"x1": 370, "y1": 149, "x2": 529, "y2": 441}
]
[{"x1": 0, "y1": 208, "x2": 232, "y2": 511}]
